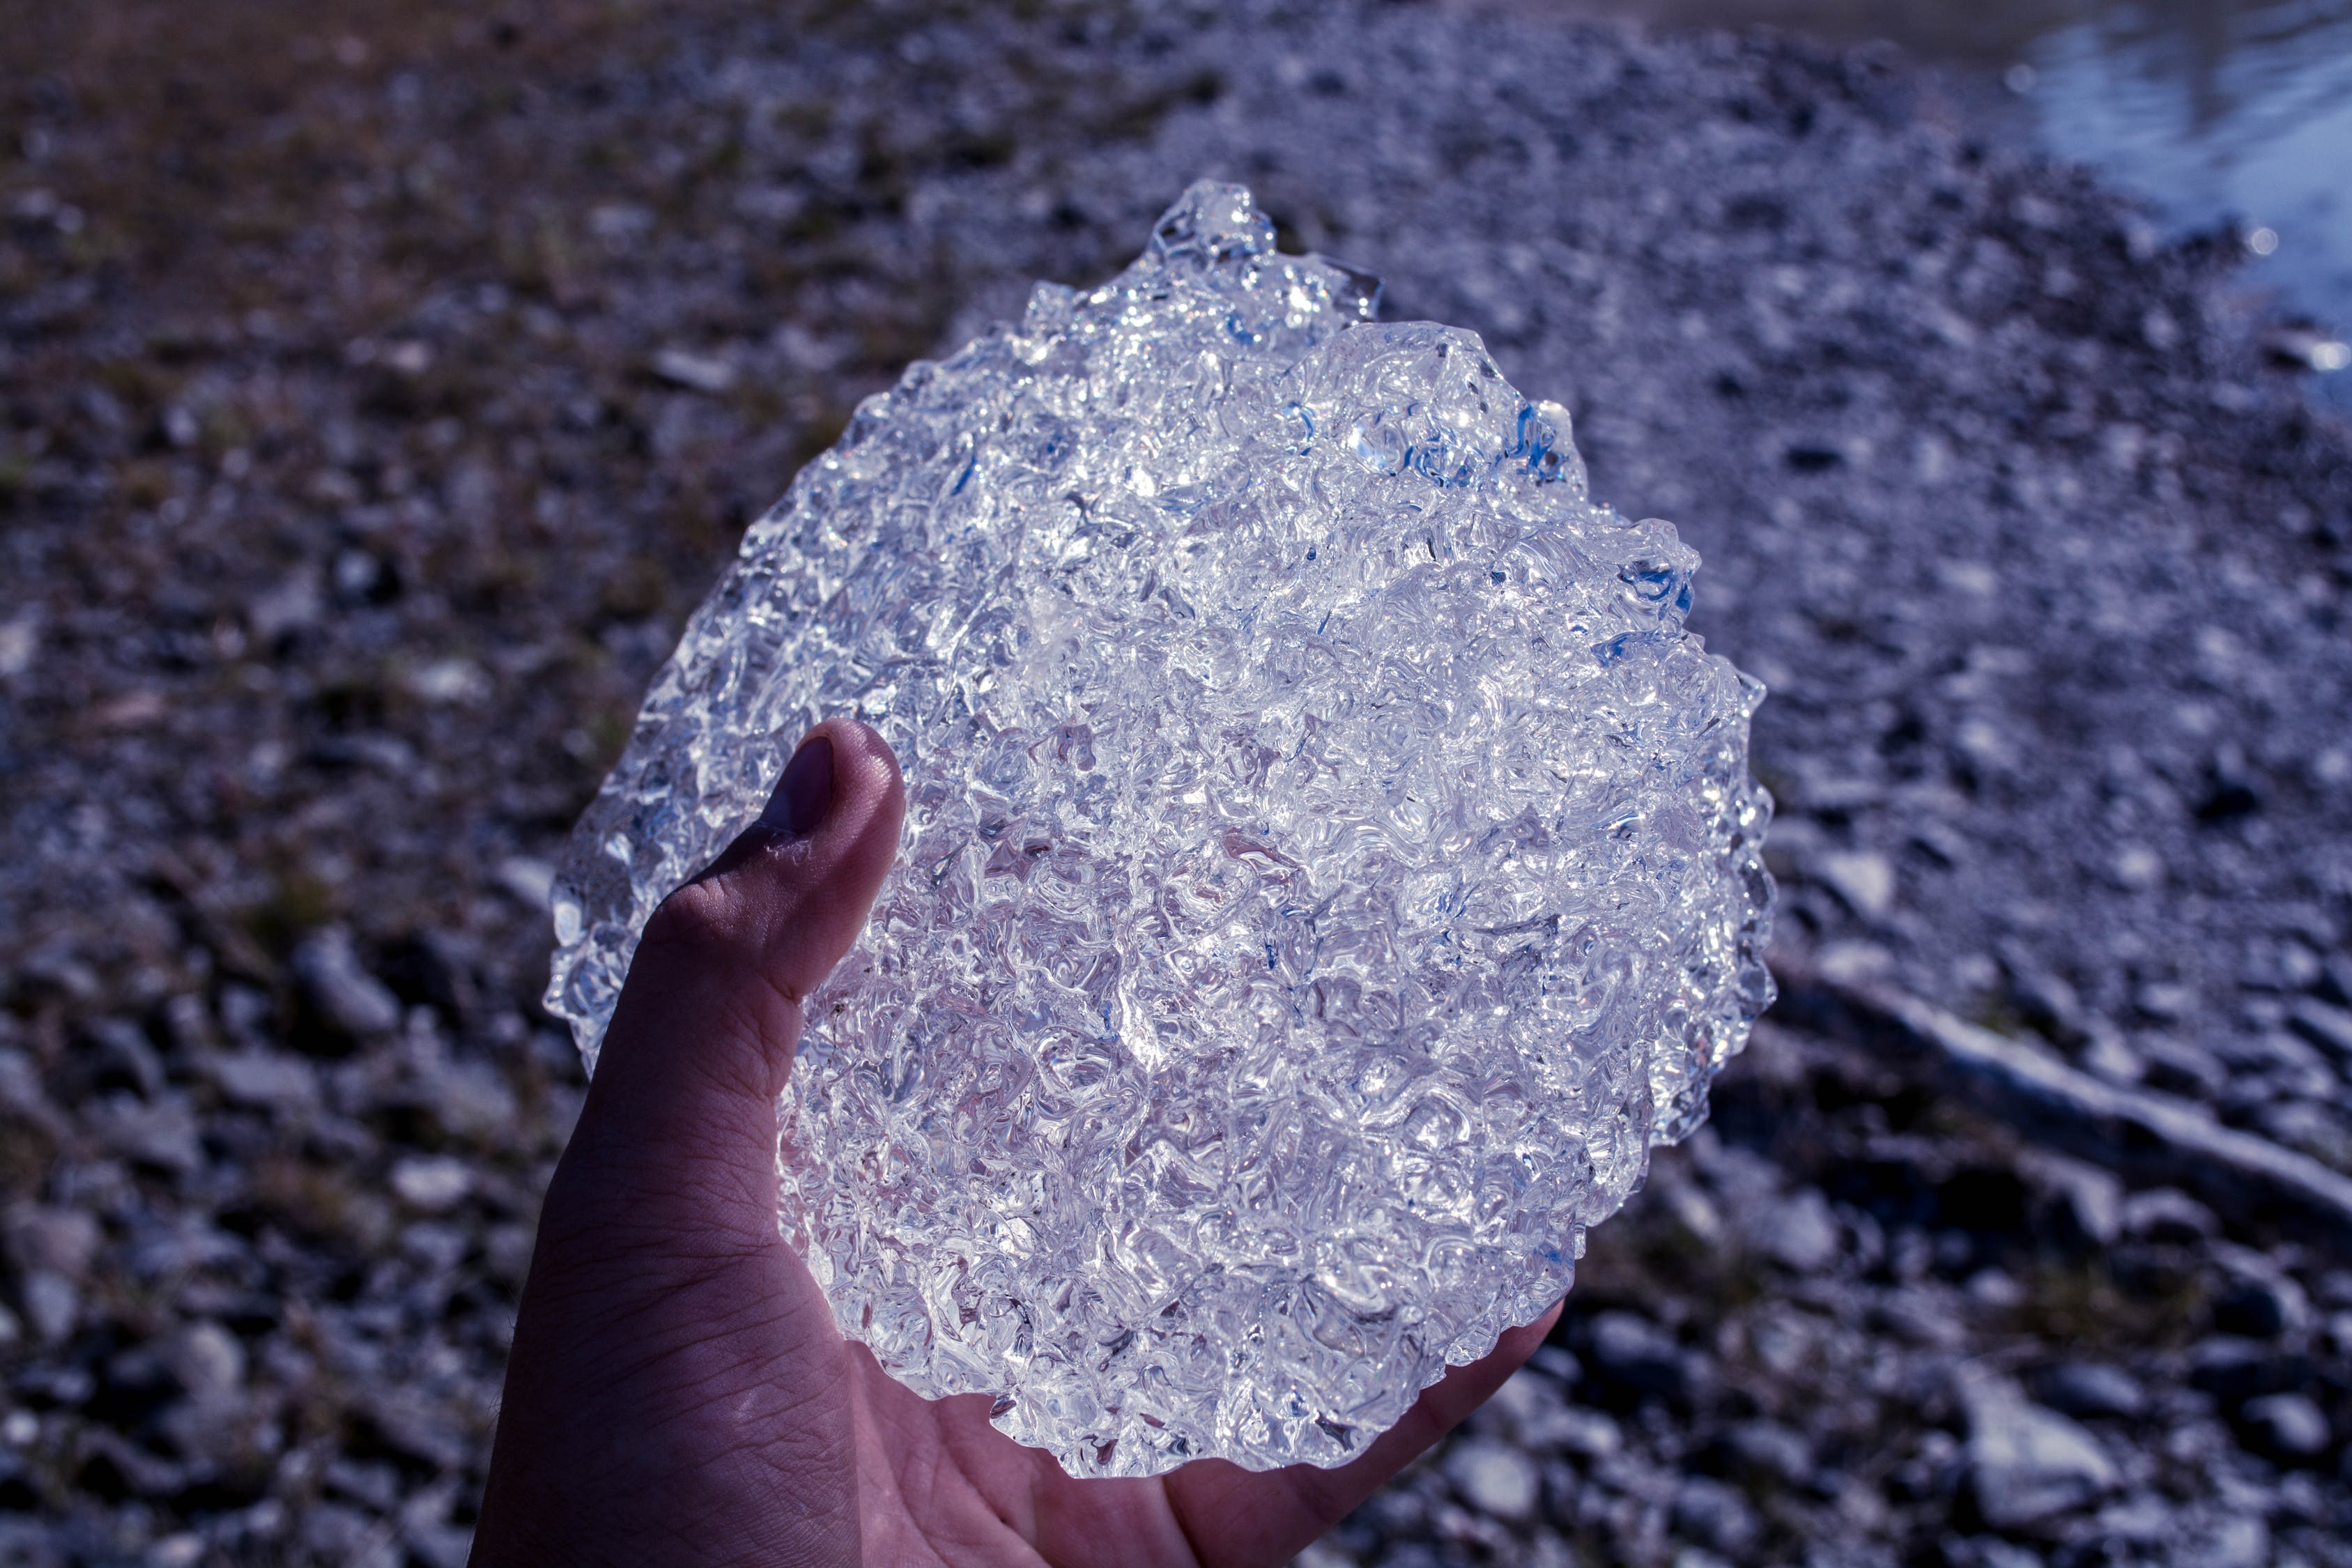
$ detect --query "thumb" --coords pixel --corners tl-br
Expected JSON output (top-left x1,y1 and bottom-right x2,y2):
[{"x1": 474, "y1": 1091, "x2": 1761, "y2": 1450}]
[
  {"x1": 479, "y1": 723, "x2": 898, "y2": 1566},
  {"x1": 556, "y1": 717, "x2": 906, "y2": 1239}
]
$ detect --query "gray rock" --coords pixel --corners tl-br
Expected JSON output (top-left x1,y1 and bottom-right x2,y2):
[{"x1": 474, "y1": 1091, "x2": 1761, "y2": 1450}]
[
  {"x1": 1815, "y1": 850, "x2": 1897, "y2": 921},
  {"x1": 2237, "y1": 1392, "x2": 2331, "y2": 1461},
  {"x1": 0, "y1": 1047, "x2": 59, "y2": 1134},
  {"x1": 2186, "y1": 1337, "x2": 2284, "y2": 1404},
  {"x1": 292, "y1": 926, "x2": 402, "y2": 1037},
  {"x1": 397, "y1": 1481, "x2": 475, "y2": 1568},
  {"x1": 493, "y1": 855, "x2": 557, "y2": 912},
  {"x1": 17, "y1": 1271, "x2": 77, "y2": 1345},
  {"x1": 155, "y1": 1389, "x2": 251, "y2": 1466},
  {"x1": 1550, "y1": 1406, "x2": 1624, "y2": 1462},
  {"x1": 1751, "y1": 1187, "x2": 1843, "y2": 1273},
  {"x1": 2135, "y1": 1036, "x2": 2228, "y2": 1100},
  {"x1": 215, "y1": 984, "x2": 275, "y2": 1050},
  {"x1": 83, "y1": 1017, "x2": 164, "y2": 1097},
  {"x1": 206, "y1": 1051, "x2": 321, "y2": 1112},
  {"x1": 75, "y1": 1428, "x2": 186, "y2": 1500},
  {"x1": 2039, "y1": 1363, "x2": 2147, "y2": 1420},
  {"x1": 2088, "y1": 1491, "x2": 2176, "y2": 1544},
  {"x1": 325, "y1": 1459, "x2": 403, "y2": 1512},
  {"x1": 420, "y1": 1058, "x2": 519, "y2": 1143},
  {"x1": 4, "y1": 1206, "x2": 99, "y2": 1280},
  {"x1": 1960, "y1": 1373, "x2": 2119, "y2": 1531},
  {"x1": 2254, "y1": 1099, "x2": 2352, "y2": 1167},
  {"x1": 356, "y1": 1390, "x2": 470, "y2": 1472},
  {"x1": 2074, "y1": 1023, "x2": 2146, "y2": 1085},
  {"x1": 1478, "y1": 1366, "x2": 1565, "y2": 1441},
  {"x1": 147, "y1": 1532, "x2": 206, "y2": 1568},
  {"x1": 159, "y1": 993, "x2": 219, "y2": 1054},
  {"x1": 390, "y1": 1156, "x2": 475, "y2": 1213},
  {"x1": 2180, "y1": 1514, "x2": 2270, "y2": 1568},
  {"x1": 2223, "y1": 1031, "x2": 2337, "y2": 1098},
  {"x1": 1814, "y1": 938, "x2": 1898, "y2": 987},
  {"x1": 2287, "y1": 999, "x2": 2352, "y2": 1065},
  {"x1": 1656, "y1": 1177, "x2": 1726, "y2": 1247},
  {"x1": 2211, "y1": 1266, "x2": 2311, "y2": 1339},
  {"x1": 2241, "y1": 938, "x2": 2323, "y2": 994},
  {"x1": 163, "y1": 1321, "x2": 246, "y2": 1399},
  {"x1": 245, "y1": 568, "x2": 323, "y2": 643},
  {"x1": 1443, "y1": 1439, "x2": 1542, "y2": 1522},
  {"x1": 401, "y1": 1221, "x2": 469, "y2": 1272},
  {"x1": 302, "y1": 1501, "x2": 395, "y2": 1565},
  {"x1": 1873, "y1": 1287, "x2": 1967, "y2": 1349},
  {"x1": 649, "y1": 346, "x2": 739, "y2": 394},
  {"x1": 1585, "y1": 1311, "x2": 1690, "y2": 1401},
  {"x1": 1965, "y1": 1268, "x2": 2025, "y2": 1308},
  {"x1": 1721, "y1": 1419, "x2": 1813, "y2": 1486},
  {"x1": 2119, "y1": 1188, "x2": 2219, "y2": 1244},
  {"x1": 2020, "y1": 1153, "x2": 2122, "y2": 1247},
  {"x1": 2323, "y1": 955, "x2": 2352, "y2": 1010},
  {"x1": 2004, "y1": 958, "x2": 2088, "y2": 1039},
  {"x1": 405, "y1": 1521, "x2": 475, "y2": 1568},
  {"x1": 1671, "y1": 1476, "x2": 1760, "y2": 1556},
  {"x1": 1948, "y1": 1539, "x2": 2042, "y2": 1568},
  {"x1": 89, "y1": 1093, "x2": 204, "y2": 1173}
]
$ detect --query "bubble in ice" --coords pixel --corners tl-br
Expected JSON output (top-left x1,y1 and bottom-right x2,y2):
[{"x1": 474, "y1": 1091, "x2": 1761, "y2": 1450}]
[{"x1": 546, "y1": 181, "x2": 1774, "y2": 1477}]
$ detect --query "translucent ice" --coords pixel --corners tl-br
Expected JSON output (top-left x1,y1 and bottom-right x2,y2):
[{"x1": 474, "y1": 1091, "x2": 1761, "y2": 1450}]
[{"x1": 547, "y1": 182, "x2": 1774, "y2": 1477}]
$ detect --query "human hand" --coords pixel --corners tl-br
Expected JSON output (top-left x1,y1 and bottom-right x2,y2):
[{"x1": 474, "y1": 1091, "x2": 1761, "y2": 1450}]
[{"x1": 473, "y1": 718, "x2": 1562, "y2": 1567}]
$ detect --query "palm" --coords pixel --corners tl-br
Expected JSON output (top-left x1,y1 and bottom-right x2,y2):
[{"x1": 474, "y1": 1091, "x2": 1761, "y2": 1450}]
[
  {"x1": 487, "y1": 1081, "x2": 1553, "y2": 1567},
  {"x1": 813, "y1": 1254, "x2": 1553, "y2": 1568},
  {"x1": 475, "y1": 722, "x2": 1554, "y2": 1565}
]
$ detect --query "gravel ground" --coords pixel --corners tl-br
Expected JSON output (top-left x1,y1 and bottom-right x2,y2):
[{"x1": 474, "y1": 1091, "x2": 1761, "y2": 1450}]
[{"x1": 3, "y1": 1, "x2": 2350, "y2": 1563}]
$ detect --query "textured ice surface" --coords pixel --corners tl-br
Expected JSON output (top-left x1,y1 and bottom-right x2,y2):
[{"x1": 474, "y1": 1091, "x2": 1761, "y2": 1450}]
[{"x1": 547, "y1": 182, "x2": 1774, "y2": 1477}]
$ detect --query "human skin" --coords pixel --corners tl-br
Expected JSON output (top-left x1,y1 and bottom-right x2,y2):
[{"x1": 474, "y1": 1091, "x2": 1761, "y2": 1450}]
[{"x1": 472, "y1": 717, "x2": 1563, "y2": 1567}]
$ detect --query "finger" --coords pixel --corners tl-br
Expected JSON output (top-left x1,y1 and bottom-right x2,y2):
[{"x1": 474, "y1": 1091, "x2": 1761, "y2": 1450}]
[
  {"x1": 1158, "y1": 1300, "x2": 1566, "y2": 1568},
  {"x1": 555, "y1": 717, "x2": 906, "y2": 1233}
]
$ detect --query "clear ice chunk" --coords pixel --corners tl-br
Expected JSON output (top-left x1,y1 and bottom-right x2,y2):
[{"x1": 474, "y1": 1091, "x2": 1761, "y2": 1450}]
[{"x1": 546, "y1": 182, "x2": 1774, "y2": 1477}]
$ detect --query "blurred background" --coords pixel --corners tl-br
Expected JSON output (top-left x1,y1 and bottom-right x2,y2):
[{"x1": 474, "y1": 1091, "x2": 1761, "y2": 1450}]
[
  {"x1": 1560, "y1": 0, "x2": 2352, "y2": 413},
  {"x1": 1, "y1": 1, "x2": 2349, "y2": 1565}
]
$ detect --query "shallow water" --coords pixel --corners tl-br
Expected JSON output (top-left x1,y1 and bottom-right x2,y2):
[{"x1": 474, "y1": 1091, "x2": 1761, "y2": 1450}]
[{"x1": 1552, "y1": 0, "x2": 2352, "y2": 408}]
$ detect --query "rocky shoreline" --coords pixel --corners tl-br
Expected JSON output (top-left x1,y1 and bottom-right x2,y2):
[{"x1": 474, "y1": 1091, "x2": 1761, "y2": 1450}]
[{"x1": 3, "y1": 1, "x2": 2349, "y2": 1563}]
